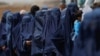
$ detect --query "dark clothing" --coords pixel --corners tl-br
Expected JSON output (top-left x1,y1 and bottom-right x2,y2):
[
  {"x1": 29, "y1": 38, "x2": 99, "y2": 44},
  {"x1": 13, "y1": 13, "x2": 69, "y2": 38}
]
[
  {"x1": 12, "y1": 13, "x2": 34, "y2": 56},
  {"x1": 72, "y1": 8, "x2": 100, "y2": 56},
  {"x1": 31, "y1": 10, "x2": 47, "y2": 56},
  {"x1": 61, "y1": 3, "x2": 79, "y2": 56}
]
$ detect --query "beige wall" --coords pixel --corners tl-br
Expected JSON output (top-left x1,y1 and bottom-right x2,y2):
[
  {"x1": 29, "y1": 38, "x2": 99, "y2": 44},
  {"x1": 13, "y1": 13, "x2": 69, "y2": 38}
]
[
  {"x1": 0, "y1": 0, "x2": 60, "y2": 7},
  {"x1": 0, "y1": 0, "x2": 61, "y2": 19},
  {"x1": 94, "y1": 0, "x2": 100, "y2": 2},
  {"x1": 0, "y1": 0, "x2": 34, "y2": 4}
]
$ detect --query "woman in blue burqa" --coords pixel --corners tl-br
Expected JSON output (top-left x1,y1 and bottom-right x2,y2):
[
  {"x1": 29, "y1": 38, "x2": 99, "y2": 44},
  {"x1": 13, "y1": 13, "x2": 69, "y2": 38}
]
[
  {"x1": 41, "y1": 8, "x2": 64, "y2": 56},
  {"x1": 0, "y1": 10, "x2": 12, "y2": 56},
  {"x1": 31, "y1": 8, "x2": 47, "y2": 56},
  {"x1": 72, "y1": 8, "x2": 100, "y2": 56},
  {"x1": 12, "y1": 13, "x2": 34, "y2": 56},
  {"x1": 61, "y1": 2, "x2": 79, "y2": 56}
]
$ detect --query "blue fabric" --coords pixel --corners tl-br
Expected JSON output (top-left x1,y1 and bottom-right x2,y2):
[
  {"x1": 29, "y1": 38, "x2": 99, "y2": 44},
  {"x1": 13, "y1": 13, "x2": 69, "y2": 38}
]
[
  {"x1": 31, "y1": 10, "x2": 47, "y2": 56},
  {"x1": 12, "y1": 12, "x2": 22, "y2": 27},
  {"x1": 72, "y1": 8, "x2": 100, "y2": 56},
  {"x1": 40, "y1": 8, "x2": 63, "y2": 56},
  {"x1": 0, "y1": 10, "x2": 11, "y2": 56},
  {"x1": 21, "y1": 14, "x2": 34, "y2": 41},
  {"x1": 72, "y1": 11, "x2": 93, "y2": 56},
  {"x1": 12, "y1": 13, "x2": 34, "y2": 56},
  {"x1": 0, "y1": 10, "x2": 9, "y2": 46},
  {"x1": 74, "y1": 20, "x2": 81, "y2": 35},
  {"x1": 12, "y1": 12, "x2": 23, "y2": 50},
  {"x1": 0, "y1": 23, "x2": 7, "y2": 47},
  {"x1": 61, "y1": 3, "x2": 79, "y2": 56},
  {"x1": 72, "y1": 20, "x2": 81, "y2": 41},
  {"x1": 6, "y1": 12, "x2": 13, "y2": 46},
  {"x1": 1, "y1": 10, "x2": 10, "y2": 23},
  {"x1": 67, "y1": 3, "x2": 79, "y2": 29}
]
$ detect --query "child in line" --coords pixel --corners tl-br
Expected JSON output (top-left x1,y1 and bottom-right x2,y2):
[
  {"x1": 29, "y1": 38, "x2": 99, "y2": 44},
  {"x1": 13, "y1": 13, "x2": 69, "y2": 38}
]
[{"x1": 72, "y1": 10, "x2": 83, "y2": 41}]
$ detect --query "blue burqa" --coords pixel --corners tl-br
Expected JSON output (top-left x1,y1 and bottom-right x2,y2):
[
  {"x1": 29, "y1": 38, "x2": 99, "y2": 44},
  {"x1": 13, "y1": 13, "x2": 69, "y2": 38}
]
[
  {"x1": 61, "y1": 3, "x2": 79, "y2": 56},
  {"x1": 41, "y1": 8, "x2": 64, "y2": 56},
  {"x1": 12, "y1": 13, "x2": 34, "y2": 56},
  {"x1": 72, "y1": 8, "x2": 100, "y2": 56},
  {"x1": 0, "y1": 10, "x2": 11, "y2": 56},
  {"x1": 31, "y1": 10, "x2": 47, "y2": 56}
]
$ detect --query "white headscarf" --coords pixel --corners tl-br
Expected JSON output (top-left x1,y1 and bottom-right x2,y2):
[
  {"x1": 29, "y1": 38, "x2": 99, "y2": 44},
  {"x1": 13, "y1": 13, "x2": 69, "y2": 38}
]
[
  {"x1": 82, "y1": 6, "x2": 93, "y2": 21},
  {"x1": 82, "y1": 0, "x2": 94, "y2": 21},
  {"x1": 84, "y1": 0, "x2": 94, "y2": 6}
]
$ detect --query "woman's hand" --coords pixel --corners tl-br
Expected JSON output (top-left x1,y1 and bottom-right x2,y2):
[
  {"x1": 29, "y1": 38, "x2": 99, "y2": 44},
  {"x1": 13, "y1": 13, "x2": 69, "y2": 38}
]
[
  {"x1": 25, "y1": 40, "x2": 32, "y2": 46},
  {"x1": 2, "y1": 46, "x2": 6, "y2": 51}
]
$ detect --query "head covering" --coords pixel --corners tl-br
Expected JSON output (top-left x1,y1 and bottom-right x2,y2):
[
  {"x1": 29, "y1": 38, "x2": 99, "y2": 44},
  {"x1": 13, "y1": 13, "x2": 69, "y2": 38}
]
[
  {"x1": 82, "y1": 5, "x2": 93, "y2": 21},
  {"x1": 67, "y1": 3, "x2": 79, "y2": 29},
  {"x1": 67, "y1": 3, "x2": 79, "y2": 15},
  {"x1": 41, "y1": 5, "x2": 48, "y2": 10},
  {"x1": 62, "y1": 2, "x2": 79, "y2": 30},
  {"x1": 1, "y1": 10, "x2": 10, "y2": 23},
  {"x1": 12, "y1": 12, "x2": 22, "y2": 27},
  {"x1": 21, "y1": 14, "x2": 33, "y2": 40}
]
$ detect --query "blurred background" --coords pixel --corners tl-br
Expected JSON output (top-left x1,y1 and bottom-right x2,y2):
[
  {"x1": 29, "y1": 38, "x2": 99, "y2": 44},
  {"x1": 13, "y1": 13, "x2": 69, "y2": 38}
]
[
  {"x1": 0, "y1": 0, "x2": 99, "y2": 18},
  {"x1": 0, "y1": 0, "x2": 60, "y2": 18}
]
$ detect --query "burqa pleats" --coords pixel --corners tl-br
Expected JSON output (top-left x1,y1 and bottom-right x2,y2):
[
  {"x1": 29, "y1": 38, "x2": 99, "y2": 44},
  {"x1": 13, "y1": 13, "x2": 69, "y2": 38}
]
[
  {"x1": 0, "y1": 11, "x2": 11, "y2": 56},
  {"x1": 41, "y1": 8, "x2": 64, "y2": 56},
  {"x1": 31, "y1": 10, "x2": 47, "y2": 56},
  {"x1": 12, "y1": 13, "x2": 34, "y2": 56},
  {"x1": 61, "y1": 3, "x2": 79, "y2": 56}
]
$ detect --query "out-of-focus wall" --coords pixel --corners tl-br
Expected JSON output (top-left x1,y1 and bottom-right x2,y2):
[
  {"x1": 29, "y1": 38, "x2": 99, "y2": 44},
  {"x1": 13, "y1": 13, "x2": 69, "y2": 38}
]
[
  {"x1": 0, "y1": 5, "x2": 31, "y2": 21},
  {"x1": 0, "y1": 0, "x2": 61, "y2": 7},
  {"x1": 0, "y1": 0, "x2": 34, "y2": 4},
  {"x1": 65, "y1": 0, "x2": 71, "y2": 5},
  {"x1": 0, "y1": 0, "x2": 61, "y2": 20},
  {"x1": 94, "y1": 0, "x2": 100, "y2": 3}
]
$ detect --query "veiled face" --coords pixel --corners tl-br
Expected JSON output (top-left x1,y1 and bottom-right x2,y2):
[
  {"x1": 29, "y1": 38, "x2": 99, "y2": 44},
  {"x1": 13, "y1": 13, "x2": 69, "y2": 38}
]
[
  {"x1": 67, "y1": 3, "x2": 79, "y2": 16},
  {"x1": 22, "y1": 16, "x2": 31, "y2": 24},
  {"x1": 51, "y1": 8, "x2": 61, "y2": 19},
  {"x1": 36, "y1": 11, "x2": 46, "y2": 19},
  {"x1": 1, "y1": 10, "x2": 10, "y2": 23}
]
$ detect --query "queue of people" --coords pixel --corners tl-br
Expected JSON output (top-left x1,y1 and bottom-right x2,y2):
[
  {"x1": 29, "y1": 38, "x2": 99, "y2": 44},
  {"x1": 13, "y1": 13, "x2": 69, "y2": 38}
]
[{"x1": 0, "y1": 2, "x2": 100, "y2": 56}]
